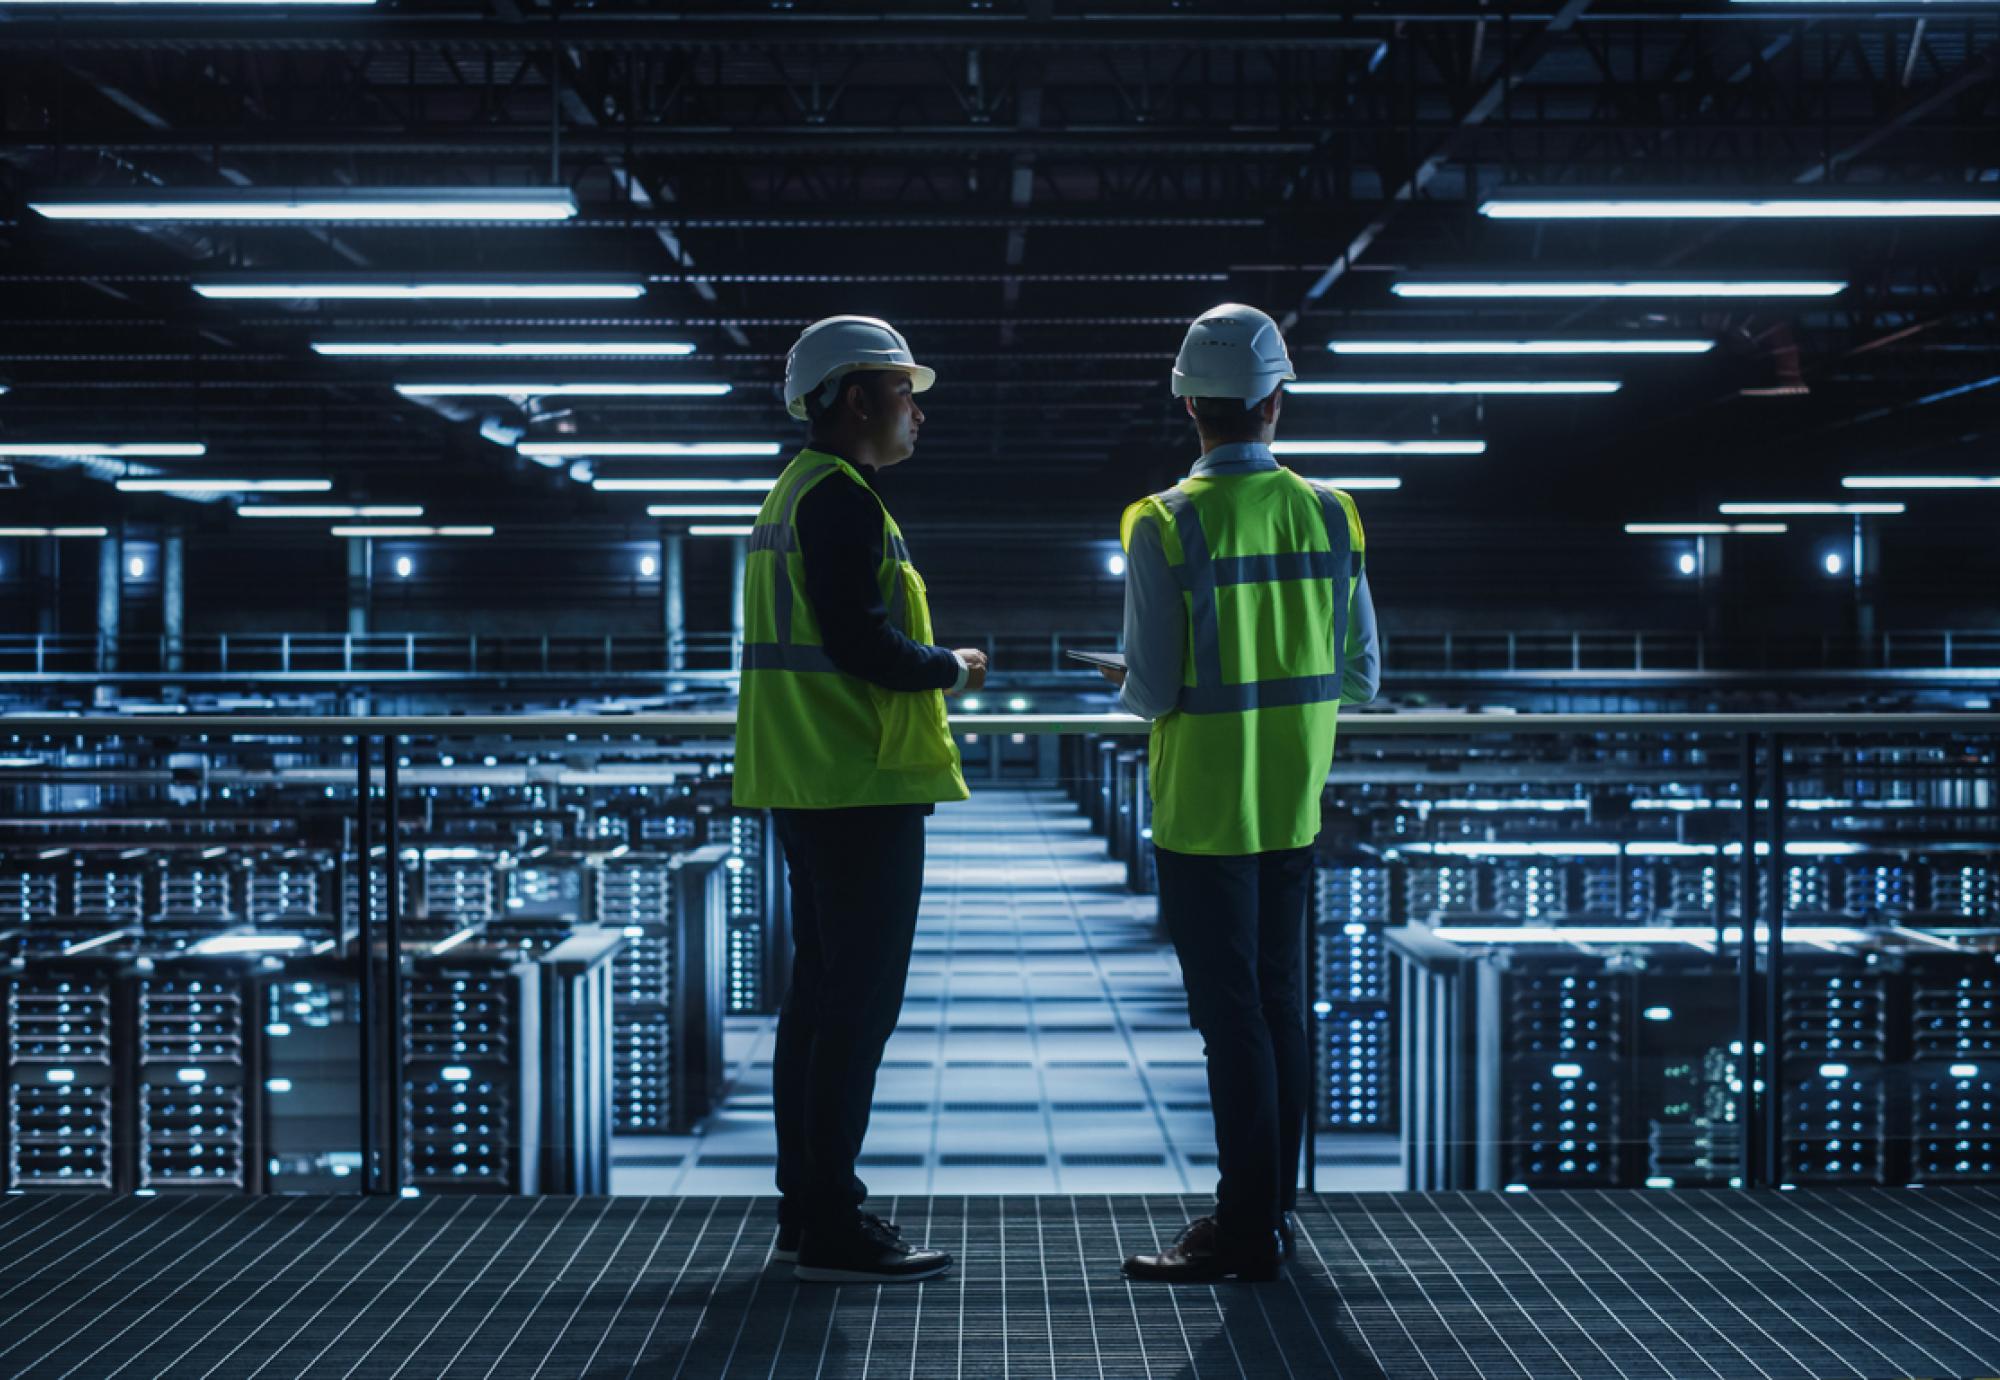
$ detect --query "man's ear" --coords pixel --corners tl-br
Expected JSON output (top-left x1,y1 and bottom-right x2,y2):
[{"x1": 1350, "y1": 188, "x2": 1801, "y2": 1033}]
[{"x1": 844, "y1": 380, "x2": 871, "y2": 423}]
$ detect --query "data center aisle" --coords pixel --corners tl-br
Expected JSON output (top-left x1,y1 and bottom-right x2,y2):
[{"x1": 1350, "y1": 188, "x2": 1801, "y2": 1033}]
[{"x1": 615, "y1": 786, "x2": 1399, "y2": 1198}]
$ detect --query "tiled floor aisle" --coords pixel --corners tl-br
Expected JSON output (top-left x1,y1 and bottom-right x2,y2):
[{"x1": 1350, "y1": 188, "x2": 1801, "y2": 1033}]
[{"x1": 616, "y1": 787, "x2": 1397, "y2": 1198}]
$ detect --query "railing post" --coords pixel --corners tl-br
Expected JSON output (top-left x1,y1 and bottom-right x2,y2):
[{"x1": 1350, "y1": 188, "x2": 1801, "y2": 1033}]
[
  {"x1": 541, "y1": 634, "x2": 550, "y2": 674},
  {"x1": 344, "y1": 635, "x2": 353, "y2": 674},
  {"x1": 1443, "y1": 631, "x2": 1453, "y2": 671},
  {"x1": 1634, "y1": 632, "x2": 1645, "y2": 671},
  {"x1": 405, "y1": 632, "x2": 415, "y2": 673},
  {"x1": 469, "y1": 634, "x2": 479, "y2": 675},
  {"x1": 385, "y1": 740, "x2": 404, "y2": 1196},
  {"x1": 1571, "y1": 631, "x2": 1580, "y2": 671},
  {"x1": 1763, "y1": 732, "x2": 1786, "y2": 1190},
  {"x1": 1944, "y1": 630, "x2": 1954, "y2": 669},
  {"x1": 1507, "y1": 633, "x2": 1516, "y2": 673},
  {"x1": 220, "y1": 633, "x2": 230, "y2": 675},
  {"x1": 281, "y1": 633, "x2": 291, "y2": 675},
  {"x1": 1738, "y1": 734, "x2": 1759, "y2": 1189},
  {"x1": 604, "y1": 634, "x2": 614, "y2": 674},
  {"x1": 355, "y1": 735, "x2": 378, "y2": 1196}
]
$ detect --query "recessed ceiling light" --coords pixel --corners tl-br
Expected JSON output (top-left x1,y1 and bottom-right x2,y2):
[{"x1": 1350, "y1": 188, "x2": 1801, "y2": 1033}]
[
  {"x1": 328, "y1": 526, "x2": 494, "y2": 538},
  {"x1": 238, "y1": 505, "x2": 426, "y2": 519},
  {"x1": 1623, "y1": 523, "x2": 1789, "y2": 535}
]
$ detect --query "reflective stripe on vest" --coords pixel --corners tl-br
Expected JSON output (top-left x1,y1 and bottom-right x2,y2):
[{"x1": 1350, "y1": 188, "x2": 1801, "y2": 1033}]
[{"x1": 1154, "y1": 478, "x2": 1353, "y2": 716}]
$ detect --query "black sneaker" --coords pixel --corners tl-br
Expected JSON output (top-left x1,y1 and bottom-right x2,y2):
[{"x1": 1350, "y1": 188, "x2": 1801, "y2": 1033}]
[
  {"x1": 778, "y1": 1211, "x2": 902, "y2": 1264},
  {"x1": 794, "y1": 1214, "x2": 950, "y2": 1284},
  {"x1": 1123, "y1": 1216, "x2": 1282, "y2": 1283}
]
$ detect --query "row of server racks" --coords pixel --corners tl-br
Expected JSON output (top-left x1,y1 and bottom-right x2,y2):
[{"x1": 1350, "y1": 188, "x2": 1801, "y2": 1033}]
[
  {"x1": 1, "y1": 739, "x2": 793, "y2": 1195},
  {"x1": 1066, "y1": 729, "x2": 1999, "y2": 1181}
]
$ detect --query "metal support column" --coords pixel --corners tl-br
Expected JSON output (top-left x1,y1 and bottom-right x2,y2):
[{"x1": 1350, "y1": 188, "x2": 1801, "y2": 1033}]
[
  {"x1": 347, "y1": 536, "x2": 371, "y2": 637},
  {"x1": 1763, "y1": 733, "x2": 1787, "y2": 1189},
  {"x1": 1737, "y1": 734, "x2": 1759, "y2": 1188},
  {"x1": 729, "y1": 534, "x2": 748, "y2": 669},
  {"x1": 385, "y1": 742, "x2": 405, "y2": 1195},
  {"x1": 663, "y1": 531, "x2": 686, "y2": 672},
  {"x1": 96, "y1": 532, "x2": 122, "y2": 674},
  {"x1": 355, "y1": 735, "x2": 378, "y2": 1195},
  {"x1": 163, "y1": 527, "x2": 185, "y2": 675}
]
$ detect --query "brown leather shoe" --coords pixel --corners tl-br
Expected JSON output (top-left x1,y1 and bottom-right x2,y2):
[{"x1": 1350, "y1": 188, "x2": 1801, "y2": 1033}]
[{"x1": 1123, "y1": 1215, "x2": 1282, "y2": 1283}]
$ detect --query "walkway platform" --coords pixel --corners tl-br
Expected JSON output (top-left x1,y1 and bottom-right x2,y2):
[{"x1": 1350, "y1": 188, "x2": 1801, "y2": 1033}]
[{"x1": 4, "y1": 1189, "x2": 1999, "y2": 1378}]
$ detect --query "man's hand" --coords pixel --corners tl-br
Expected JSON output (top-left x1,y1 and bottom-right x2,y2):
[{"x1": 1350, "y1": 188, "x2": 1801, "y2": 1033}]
[
  {"x1": 949, "y1": 648, "x2": 989, "y2": 694},
  {"x1": 1097, "y1": 665, "x2": 1127, "y2": 688}
]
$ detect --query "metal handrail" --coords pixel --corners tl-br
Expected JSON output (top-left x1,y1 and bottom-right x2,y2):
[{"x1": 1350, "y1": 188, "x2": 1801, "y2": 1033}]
[{"x1": 4, "y1": 710, "x2": 1998, "y2": 738}]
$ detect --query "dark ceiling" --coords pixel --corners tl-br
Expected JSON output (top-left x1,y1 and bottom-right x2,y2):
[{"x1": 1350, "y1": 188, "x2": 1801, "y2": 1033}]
[{"x1": 1, "y1": 2, "x2": 1997, "y2": 552}]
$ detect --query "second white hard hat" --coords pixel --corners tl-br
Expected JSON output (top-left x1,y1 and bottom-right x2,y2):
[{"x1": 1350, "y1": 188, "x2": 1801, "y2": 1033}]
[
  {"x1": 1171, "y1": 302, "x2": 1296, "y2": 406},
  {"x1": 782, "y1": 315, "x2": 936, "y2": 421}
]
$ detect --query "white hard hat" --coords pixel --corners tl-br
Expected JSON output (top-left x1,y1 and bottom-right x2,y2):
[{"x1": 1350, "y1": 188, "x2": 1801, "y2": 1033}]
[
  {"x1": 1171, "y1": 302, "x2": 1296, "y2": 406},
  {"x1": 782, "y1": 315, "x2": 936, "y2": 421}
]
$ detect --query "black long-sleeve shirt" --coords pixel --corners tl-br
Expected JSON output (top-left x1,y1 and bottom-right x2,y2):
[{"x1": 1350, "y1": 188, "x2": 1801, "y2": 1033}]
[{"x1": 793, "y1": 458, "x2": 960, "y2": 692}]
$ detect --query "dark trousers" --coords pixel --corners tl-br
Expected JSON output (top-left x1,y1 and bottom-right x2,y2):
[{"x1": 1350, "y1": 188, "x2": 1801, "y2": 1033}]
[
  {"x1": 770, "y1": 803, "x2": 928, "y2": 1232},
  {"x1": 1154, "y1": 844, "x2": 1313, "y2": 1249}
]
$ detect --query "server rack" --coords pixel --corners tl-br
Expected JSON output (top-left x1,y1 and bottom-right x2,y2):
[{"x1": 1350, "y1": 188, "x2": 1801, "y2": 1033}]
[
  {"x1": 1392, "y1": 928, "x2": 2000, "y2": 1191},
  {"x1": 1312, "y1": 862, "x2": 1396, "y2": 1132}
]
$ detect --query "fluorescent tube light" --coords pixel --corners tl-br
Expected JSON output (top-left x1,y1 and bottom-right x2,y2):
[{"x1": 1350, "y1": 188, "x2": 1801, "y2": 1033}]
[
  {"x1": 0, "y1": 527, "x2": 111, "y2": 538},
  {"x1": 1482, "y1": 192, "x2": 2000, "y2": 219},
  {"x1": 1718, "y1": 502, "x2": 1905, "y2": 515},
  {"x1": 32, "y1": 187, "x2": 575, "y2": 222},
  {"x1": 1331, "y1": 339, "x2": 1714, "y2": 356},
  {"x1": 598, "y1": 478, "x2": 778, "y2": 493},
  {"x1": 1289, "y1": 380, "x2": 1621, "y2": 395},
  {"x1": 238, "y1": 505, "x2": 424, "y2": 519},
  {"x1": 0, "y1": 442, "x2": 205, "y2": 457},
  {"x1": 198, "y1": 280, "x2": 641, "y2": 301},
  {"x1": 1272, "y1": 440, "x2": 1485, "y2": 456},
  {"x1": 313, "y1": 340, "x2": 694, "y2": 358},
  {"x1": 117, "y1": 478, "x2": 332, "y2": 493},
  {"x1": 1296, "y1": 477, "x2": 1404, "y2": 491},
  {"x1": 518, "y1": 441, "x2": 781, "y2": 458},
  {"x1": 1842, "y1": 476, "x2": 2000, "y2": 490},
  {"x1": 688, "y1": 525, "x2": 754, "y2": 537},
  {"x1": 1624, "y1": 523, "x2": 1788, "y2": 535},
  {"x1": 397, "y1": 382, "x2": 728, "y2": 399},
  {"x1": 328, "y1": 526, "x2": 494, "y2": 537},
  {"x1": 644, "y1": 504, "x2": 764, "y2": 518},
  {"x1": 1392, "y1": 280, "x2": 1844, "y2": 299}
]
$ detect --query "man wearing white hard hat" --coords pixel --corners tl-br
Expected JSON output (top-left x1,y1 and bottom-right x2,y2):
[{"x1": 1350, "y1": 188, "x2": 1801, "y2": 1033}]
[
  {"x1": 734, "y1": 315, "x2": 988, "y2": 1284},
  {"x1": 1109, "y1": 303, "x2": 1380, "y2": 1282}
]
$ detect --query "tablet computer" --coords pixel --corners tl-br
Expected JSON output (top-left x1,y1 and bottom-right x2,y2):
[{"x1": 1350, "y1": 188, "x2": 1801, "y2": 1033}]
[{"x1": 1064, "y1": 650, "x2": 1127, "y2": 672}]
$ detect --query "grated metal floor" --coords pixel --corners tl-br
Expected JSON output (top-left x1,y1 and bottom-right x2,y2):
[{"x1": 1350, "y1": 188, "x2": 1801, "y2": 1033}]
[{"x1": 4, "y1": 1188, "x2": 2000, "y2": 1378}]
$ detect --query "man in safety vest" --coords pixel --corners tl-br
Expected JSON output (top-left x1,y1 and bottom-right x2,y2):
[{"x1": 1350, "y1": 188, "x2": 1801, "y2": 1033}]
[
  {"x1": 1109, "y1": 303, "x2": 1380, "y2": 1282},
  {"x1": 733, "y1": 315, "x2": 988, "y2": 1283}
]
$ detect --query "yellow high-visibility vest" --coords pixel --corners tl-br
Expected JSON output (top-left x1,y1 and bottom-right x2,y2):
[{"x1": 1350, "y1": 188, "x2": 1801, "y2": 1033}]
[
  {"x1": 733, "y1": 449, "x2": 969, "y2": 810},
  {"x1": 1120, "y1": 467, "x2": 1365, "y2": 855}
]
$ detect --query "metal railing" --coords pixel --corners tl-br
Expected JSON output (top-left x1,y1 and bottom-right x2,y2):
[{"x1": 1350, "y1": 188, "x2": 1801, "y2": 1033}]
[
  {"x1": 5, "y1": 710, "x2": 1996, "y2": 1196},
  {"x1": 6, "y1": 628, "x2": 1996, "y2": 680}
]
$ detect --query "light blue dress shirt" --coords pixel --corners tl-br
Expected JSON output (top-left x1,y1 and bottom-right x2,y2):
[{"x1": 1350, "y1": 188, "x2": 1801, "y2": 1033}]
[{"x1": 1115, "y1": 441, "x2": 1381, "y2": 721}]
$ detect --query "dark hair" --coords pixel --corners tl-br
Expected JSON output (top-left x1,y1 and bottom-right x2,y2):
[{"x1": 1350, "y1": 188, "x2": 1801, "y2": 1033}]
[
  {"x1": 805, "y1": 369, "x2": 896, "y2": 442},
  {"x1": 1188, "y1": 390, "x2": 1275, "y2": 445}
]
